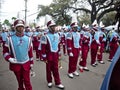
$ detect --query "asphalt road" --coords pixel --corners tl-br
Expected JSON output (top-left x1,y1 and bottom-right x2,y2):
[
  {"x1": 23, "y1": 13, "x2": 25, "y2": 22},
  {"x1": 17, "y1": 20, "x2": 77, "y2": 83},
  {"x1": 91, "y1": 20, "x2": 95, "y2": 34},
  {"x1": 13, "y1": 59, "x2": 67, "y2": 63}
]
[{"x1": 0, "y1": 47, "x2": 111, "y2": 90}]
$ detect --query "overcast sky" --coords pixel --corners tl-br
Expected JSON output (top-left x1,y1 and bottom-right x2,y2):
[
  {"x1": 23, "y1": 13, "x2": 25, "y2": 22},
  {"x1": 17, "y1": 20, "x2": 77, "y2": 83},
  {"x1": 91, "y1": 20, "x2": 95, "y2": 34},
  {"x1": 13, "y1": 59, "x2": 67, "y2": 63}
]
[{"x1": 1, "y1": 0, "x2": 52, "y2": 25}]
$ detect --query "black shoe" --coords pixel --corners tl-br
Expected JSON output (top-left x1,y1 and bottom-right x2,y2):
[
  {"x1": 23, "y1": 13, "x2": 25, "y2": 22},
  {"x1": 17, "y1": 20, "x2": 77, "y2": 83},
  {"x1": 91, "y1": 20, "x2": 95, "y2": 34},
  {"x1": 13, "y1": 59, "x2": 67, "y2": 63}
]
[{"x1": 108, "y1": 59, "x2": 112, "y2": 62}]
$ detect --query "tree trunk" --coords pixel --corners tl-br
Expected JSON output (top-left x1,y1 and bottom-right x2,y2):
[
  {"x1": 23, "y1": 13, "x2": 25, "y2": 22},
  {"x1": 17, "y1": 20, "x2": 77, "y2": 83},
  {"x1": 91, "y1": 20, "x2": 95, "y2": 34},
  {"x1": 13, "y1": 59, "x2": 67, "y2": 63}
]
[{"x1": 91, "y1": 2, "x2": 97, "y2": 23}]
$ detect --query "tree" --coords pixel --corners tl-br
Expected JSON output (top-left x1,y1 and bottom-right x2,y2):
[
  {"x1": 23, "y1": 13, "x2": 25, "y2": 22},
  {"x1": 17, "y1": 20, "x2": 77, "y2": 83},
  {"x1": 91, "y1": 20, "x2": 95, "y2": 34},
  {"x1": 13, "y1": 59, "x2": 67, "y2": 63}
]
[
  {"x1": 72, "y1": 0, "x2": 119, "y2": 23},
  {"x1": 37, "y1": 0, "x2": 77, "y2": 25},
  {"x1": 37, "y1": 0, "x2": 120, "y2": 25},
  {"x1": 3, "y1": 19, "x2": 11, "y2": 26},
  {"x1": 11, "y1": 17, "x2": 17, "y2": 21},
  {"x1": 101, "y1": 11, "x2": 116, "y2": 26}
]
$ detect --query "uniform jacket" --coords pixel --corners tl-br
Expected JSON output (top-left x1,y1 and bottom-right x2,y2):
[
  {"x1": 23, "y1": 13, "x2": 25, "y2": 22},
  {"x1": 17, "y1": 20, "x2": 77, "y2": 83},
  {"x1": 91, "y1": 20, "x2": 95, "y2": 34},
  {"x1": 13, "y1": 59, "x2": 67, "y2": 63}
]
[
  {"x1": 40, "y1": 32, "x2": 60, "y2": 61},
  {"x1": 66, "y1": 31, "x2": 81, "y2": 56},
  {"x1": 3, "y1": 34, "x2": 33, "y2": 71}
]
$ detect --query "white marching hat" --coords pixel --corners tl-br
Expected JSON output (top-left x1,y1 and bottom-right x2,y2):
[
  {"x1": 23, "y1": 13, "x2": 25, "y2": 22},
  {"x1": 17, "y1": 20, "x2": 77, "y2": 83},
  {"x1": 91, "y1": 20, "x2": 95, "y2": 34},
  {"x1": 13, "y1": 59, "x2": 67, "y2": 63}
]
[
  {"x1": 70, "y1": 14, "x2": 78, "y2": 27},
  {"x1": 92, "y1": 19, "x2": 98, "y2": 27},
  {"x1": 82, "y1": 23, "x2": 86, "y2": 28},
  {"x1": 99, "y1": 21, "x2": 105, "y2": 28},
  {"x1": 13, "y1": 19, "x2": 25, "y2": 29},
  {"x1": 45, "y1": 15, "x2": 56, "y2": 27}
]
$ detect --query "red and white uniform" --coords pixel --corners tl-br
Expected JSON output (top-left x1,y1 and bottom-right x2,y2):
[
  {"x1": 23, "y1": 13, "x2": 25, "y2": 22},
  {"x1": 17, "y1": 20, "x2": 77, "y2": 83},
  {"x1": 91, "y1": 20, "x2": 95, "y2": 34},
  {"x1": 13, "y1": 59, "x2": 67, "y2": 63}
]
[
  {"x1": 40, "y1": 31, "x2": 62, "y2": 85},
  {"x1": 90, "y1": 30, "x2": 101, "y2": 65},
  {"x1": 108, "y1": 31, "x2": 119, "y2": 61},
  {"x1": 97, "y1": 31, "x2": 106, "y2": 62},
  {"x1": 79, "y1": 32, "x2": 91, "y2": 68},
  {"x1": 32, "y1": 31, "x2": 40, "y2": 60},
  {"x1": 66, "y1": 31, "x2": 81, "y2": 73},
  {"x1": 3, "y1": 34, "x2": 33, "y2": 90}
]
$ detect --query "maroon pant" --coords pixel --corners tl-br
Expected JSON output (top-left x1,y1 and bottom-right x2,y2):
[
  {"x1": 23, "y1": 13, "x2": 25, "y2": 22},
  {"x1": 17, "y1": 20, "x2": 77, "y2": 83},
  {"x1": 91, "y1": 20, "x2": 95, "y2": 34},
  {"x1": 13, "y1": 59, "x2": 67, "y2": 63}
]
[
  {"x1": 34, "y1": 45, "x2": 39, "y2": 59},
  {"x1": 91, "y1": 42, "x2": 98, "y2": 65},
  {"x1": 68, "y1": 54, "x2": 79, "y2": 73},
  {"x1": 109, "y1": 43, "x2": 118, "y2": 60},
  {"x1": 14, "y1": 68, "x2": 32, "y2": 90},
  {"x1": 79, "y1": 45, "x2": 89, "y2": 67},
  {"x1": 46, "y1": 60, "x2": 61, "y2": 85}
]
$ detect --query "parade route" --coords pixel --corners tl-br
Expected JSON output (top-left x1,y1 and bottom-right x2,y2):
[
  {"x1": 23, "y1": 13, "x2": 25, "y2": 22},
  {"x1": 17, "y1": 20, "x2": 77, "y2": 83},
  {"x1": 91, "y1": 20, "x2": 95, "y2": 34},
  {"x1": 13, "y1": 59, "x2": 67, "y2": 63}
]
[{"x1": 0, "y1": 47, "x2": 111, "y2": 90}]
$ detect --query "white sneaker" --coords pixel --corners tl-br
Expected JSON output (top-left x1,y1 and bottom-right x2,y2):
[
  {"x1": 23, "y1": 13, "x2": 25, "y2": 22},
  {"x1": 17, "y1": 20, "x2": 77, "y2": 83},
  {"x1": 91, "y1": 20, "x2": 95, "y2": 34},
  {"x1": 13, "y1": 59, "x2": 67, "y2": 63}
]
[
  {"x1": 56, "y1": 84, "x2": 65, "y2": 89},
  {"x1": 99, "y1": 61, "x2": 105, "y2": 64},
  {"x1": 68, "y1": 73, "x2": 73, "y2": 78},
  {"x1": 83, "y1": 67, "x2": 89, "y2": 71},
  {"x1": 48, "y1": 82, "x2": 53, "y2": 88},
  {"x1": 73, "y1": 71, "x2": 79, "y2": 76}
]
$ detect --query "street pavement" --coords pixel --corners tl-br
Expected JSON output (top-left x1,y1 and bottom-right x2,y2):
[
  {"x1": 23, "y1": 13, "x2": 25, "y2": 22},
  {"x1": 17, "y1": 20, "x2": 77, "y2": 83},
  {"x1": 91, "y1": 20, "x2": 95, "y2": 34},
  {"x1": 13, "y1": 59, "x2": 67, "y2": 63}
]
[{"x1": 0, "y1": 47, "x2": 111, "y2": 90}]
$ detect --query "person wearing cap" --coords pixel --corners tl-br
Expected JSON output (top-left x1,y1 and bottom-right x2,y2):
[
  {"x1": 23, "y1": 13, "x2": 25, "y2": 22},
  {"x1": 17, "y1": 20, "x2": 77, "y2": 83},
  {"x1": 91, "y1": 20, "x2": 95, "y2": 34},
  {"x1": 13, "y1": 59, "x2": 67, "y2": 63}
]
[
  {"x1": 61, "y1": 25, "x2": 68, "y2": 56},
  {"x1": 66, "y1": 16, "x2": 81, "y2": 78},
  {"x1": 79, "y1": 25, "x2": 92, "y2": 72},
  {"x1": 107, "y1": 28, "x2": 119, "y2": 62},
  {"x1": 40, "y1": 15, "x2": 64, "y2": 89},
  {"x1": 32, "y1": 26, "x2": 41, "y2": 61},
  {"x1": 90, "y1": 20, "x2": 102, "y2": 67},
  {"x1": 0, "y1": 27, "x2": 8, "y2": 46},
  {"x1": 2, "y1": 19, "x2": 34, "y2": 90},
  {"x1": 24, "y1": 26, "x2": 33, "y2": 37},
  {"x1": 8, "y1": 24, "x2": 16, "y2": 36},
  {"x1": 97, "y1": 22, "x2": 106, "y2": 64}
]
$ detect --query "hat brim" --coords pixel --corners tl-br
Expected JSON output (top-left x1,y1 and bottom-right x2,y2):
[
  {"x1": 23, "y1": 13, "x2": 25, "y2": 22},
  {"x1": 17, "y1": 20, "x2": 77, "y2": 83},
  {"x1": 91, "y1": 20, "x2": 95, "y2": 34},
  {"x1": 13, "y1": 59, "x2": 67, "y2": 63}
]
[
  {"x1": 15, "y1": 24, "x2": 24, "y2": 27},
  {"x1": 49, "y1": 24, "x2": 56, "y2": 27}
]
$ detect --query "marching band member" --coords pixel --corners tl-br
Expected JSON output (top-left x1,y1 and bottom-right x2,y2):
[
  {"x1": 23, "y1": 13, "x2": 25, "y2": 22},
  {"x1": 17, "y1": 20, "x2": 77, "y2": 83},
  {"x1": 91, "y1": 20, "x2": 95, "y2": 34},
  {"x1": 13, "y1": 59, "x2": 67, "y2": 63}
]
[
  {"x1": 97, "y1": 21, "x2": 106, "y2": 64},
  {"x1": 108, "y1": 28, "x2": 119, "y2": 62},
  {"x1": 40, "y1": 15, "x2": 64, "y2": 89},
  {"x1": 90, "y1": 20, "x2": 101, "y2": 67},
  {"x1": 79, "y1": 25, "x2": 92, "y2": 72},
  {"x1": 32, "y1": 26, "x2": 41, "y2": 61},
  {"x1": 66, "y1": 14, "x2": 81, "y2": 78},
  {"x1": 0, "y1": 27, "x2": 8, "y2": 46},
  {"x1": 2, "y1": 19, "x2": 34, "y2": 90}
]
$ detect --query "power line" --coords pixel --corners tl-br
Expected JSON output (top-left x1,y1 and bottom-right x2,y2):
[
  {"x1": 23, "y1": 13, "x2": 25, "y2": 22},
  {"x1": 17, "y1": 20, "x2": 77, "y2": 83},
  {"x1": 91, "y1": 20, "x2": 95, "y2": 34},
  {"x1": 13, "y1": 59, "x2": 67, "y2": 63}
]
[{"x1": 27, "y1": 11, "x2": 39, "y2": 17}]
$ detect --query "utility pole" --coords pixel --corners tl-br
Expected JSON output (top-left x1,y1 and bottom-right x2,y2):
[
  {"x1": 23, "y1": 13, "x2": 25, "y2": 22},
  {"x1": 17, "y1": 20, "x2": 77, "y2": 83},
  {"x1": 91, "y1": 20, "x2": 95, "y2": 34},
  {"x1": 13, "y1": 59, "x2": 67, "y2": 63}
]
[{"x1": 24, "y1": 0, "x2": 28, "y2": 24}]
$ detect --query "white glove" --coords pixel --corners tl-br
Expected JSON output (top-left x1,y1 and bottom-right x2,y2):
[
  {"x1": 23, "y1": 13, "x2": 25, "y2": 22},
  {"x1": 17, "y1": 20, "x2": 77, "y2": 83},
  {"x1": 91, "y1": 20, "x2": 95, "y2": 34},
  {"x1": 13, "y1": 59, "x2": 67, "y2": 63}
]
[
  {"x1": 69, "y1": 52, "x2": 73, "y2": 57},
  {"x1": 8, "y1": 58, "x2": 17, "y2": 63}
]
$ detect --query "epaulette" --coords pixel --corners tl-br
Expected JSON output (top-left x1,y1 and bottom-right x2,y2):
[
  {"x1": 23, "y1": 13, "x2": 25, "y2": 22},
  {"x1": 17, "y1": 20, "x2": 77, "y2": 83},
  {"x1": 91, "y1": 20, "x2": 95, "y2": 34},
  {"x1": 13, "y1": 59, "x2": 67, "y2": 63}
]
[
  {"x1": 41, "y1": 35, "x2": 47, "y2": 44},
  {"x1": 66, "y1": 32, "x2": 72, "y2": 40}
]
